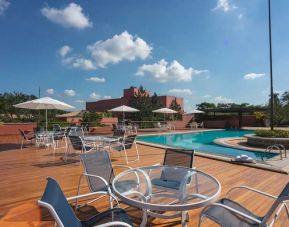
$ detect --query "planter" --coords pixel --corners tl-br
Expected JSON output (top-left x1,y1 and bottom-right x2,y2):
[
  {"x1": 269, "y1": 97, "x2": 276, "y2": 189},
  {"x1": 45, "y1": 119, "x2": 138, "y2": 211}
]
[{"x1": 245, "y1": 134, "x2": 289, "y2": 149}]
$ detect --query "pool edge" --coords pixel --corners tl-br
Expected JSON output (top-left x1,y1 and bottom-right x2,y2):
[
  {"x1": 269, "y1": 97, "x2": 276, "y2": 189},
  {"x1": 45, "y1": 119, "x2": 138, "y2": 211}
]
[{"x1": 136, "y1": 140, "x2": 288, "y2": 175}]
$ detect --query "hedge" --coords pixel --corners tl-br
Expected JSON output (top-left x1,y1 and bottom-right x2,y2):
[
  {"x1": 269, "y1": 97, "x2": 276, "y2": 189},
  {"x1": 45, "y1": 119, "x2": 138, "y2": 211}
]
[{"x1": 255, "y1": 129, "x2": 289, "y2": 138}]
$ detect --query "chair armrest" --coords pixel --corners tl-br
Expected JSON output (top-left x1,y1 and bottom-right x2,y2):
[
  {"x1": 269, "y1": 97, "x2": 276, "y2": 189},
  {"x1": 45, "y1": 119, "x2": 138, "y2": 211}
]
[
  {"x1": 67, "y1": 191, "x2": 109, "y2": 201},
  {"x1": 83, "y1": 173, "x2": 110, "y2": 187},
  {"x1": 202, "y1": 203, "x2": 262, "y2": 224},
  {"x1": 94, "y1": 221, "x2": 132, "y2": 227},
  {"x1": 179, "y1": 171, "x2": 197, "y2": 199},
  {"x1": 226, "y1": 186, "x2": 277, "y2": 200},
  {"x1": 112, "y1": 164, "x2": 133, "y2": 170}
]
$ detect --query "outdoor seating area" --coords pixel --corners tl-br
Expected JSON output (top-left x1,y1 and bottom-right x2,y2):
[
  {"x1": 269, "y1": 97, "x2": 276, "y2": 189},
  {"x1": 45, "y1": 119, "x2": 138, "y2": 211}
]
[
  {"x1": 3, "y1": 1, "x2": 289, "y2": 226},
  {"x1": 0, "y1": 131, "x2": 289, "y2": 226}
]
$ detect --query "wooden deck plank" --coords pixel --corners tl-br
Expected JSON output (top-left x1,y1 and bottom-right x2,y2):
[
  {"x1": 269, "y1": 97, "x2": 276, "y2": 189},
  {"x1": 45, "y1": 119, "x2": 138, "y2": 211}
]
[{"x1": 0, "y1": 135, "x2": 288, "y2": 226}]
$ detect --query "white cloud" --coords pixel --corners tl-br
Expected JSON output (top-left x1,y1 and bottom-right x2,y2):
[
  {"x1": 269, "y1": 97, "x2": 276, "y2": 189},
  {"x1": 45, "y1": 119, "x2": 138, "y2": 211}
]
[
  {"x1": 46, "y1": 88, "x2": 54, "y2": 95},
  {"x1": 213, "y1": 0, "x2": 236, "y2": 12},
  {"x1": 103, "y1": 95, "x2": 112, "y2": 99},
  {"x1": 86, "y1": 76, "x2": 106, "y2": 83},
  {"x1": 41, "y1": 3, "x2": 92, "y2": 29},
  {"x1": 58, "y1": 45, "x2": 71, "y2": 57},
  {"x1": 63, "y1": 89, "x2": 76, "y2": 97},
  {"x1": 69, "y1": 58, "x2": 96, "y2": 70},
  {"x1": 136, "y1": 59, "x2": 209, "y2": 83},
  {"x1": 87, "y1": 31, "x2": 152, "y2": 68},
  {"x1": 0, "y1": 0, "x2": 10, "y2": 15},
  {"x1": 203, "y1": 94, "x2": 211, "y2": 98},
  {"x1": 168, "y1": 89, "x2": 193, "y2": 95},
  {"x1": 75, "y1": 99, "x2": 85, "y2": 103},
  {"x1": 90, "y1": 92, "x2": 101, "y2": 100},
  {"x1": 244, "y1": 73, "x2": 265, "y2": 80},
  {"x1": 58, "y1": 31, "x2": 152, "y2": 70},
  {"x1": 213, "y1": 96, "x2": 233, "y2": 103}
]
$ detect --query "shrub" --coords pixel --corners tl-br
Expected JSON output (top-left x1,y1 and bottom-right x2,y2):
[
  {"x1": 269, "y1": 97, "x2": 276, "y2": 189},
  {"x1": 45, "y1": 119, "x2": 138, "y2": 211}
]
[{"x1": 255, "y1": 129, "x2": 289, "y2": 138}]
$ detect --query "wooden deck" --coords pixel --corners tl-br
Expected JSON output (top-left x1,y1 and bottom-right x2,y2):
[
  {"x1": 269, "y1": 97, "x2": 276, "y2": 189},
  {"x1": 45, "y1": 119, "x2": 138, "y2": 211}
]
[{"x1": 0, "y1": 134, "x2": 289, "y2": 226}]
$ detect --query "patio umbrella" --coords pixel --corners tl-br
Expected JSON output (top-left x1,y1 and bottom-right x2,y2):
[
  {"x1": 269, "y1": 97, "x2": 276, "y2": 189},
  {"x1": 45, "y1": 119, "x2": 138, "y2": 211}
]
[
  {"x1": 184, "y1": 109, "x2": 205, "y2": 115},
  {"x1": 183, "y1": 109, "x2": 205, "y2": 122},
  {"x1": 13, "y1": 97, "x2": 74, "y2": 130},
  {"x1": 108, "y1": 105, "x2": 139, "y2": 121},
  {"x1": 152, "y1": 107, "x2": 178, "y2": 121}
]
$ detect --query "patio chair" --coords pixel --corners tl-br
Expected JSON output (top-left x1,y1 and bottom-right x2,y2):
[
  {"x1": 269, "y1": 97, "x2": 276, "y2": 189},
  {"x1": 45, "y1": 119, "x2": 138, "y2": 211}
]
[
  {"x1": 151, "y1": 147, "x2": 195, "y2": 190},
  {"x1": 112, "y1": 129, "x2": 125, "y2": 139},
  {"x1": 110, "y1": 135, "x2": 139, "y2": 164},
  {"x1": 189, "y1": 122, "x2": 198, "y2": 129},
  {"x1": 69, "y1": 126, "x2": 85, "y2": 138},
  {"x1": 19, "y1": 129, "x2": 35, "y2": 150},
  {"x1": 52, "y1": 124, "x2": 61, "y2": 132},
  {"x1": 199, "y1": 182, "x2": 289, "y2": 227},
  {"x1": 66, "y1": 135, "x2": 96, "y2": 161},
  {"x1": 38, "y1": 177, "x2": 133, "y2": 227},
  {"x1": 148, "y1": 148, "x2": 195, "y2": 223},
  {"x1": 76, "y1": 151, "x2": 137, "y2": 208},
  {"x1": 197, "y1": 121, "x2": 204, "y2": 128}
]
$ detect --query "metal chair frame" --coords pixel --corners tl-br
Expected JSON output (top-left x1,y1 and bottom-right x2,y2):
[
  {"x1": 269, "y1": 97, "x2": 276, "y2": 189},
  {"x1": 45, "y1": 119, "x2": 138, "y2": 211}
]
[
  {"x1": 75, "y1": 151, "x2": 133, "y2": 209},
  {"x1": 38, "y1": 177, "x2": 133, "y2": 227},
  {"x1": 110, "y1": 135, "x2": 139, "y2": 164},
  {"x1": 199, "y1": 184, "x2": 289, "y2": 227}
]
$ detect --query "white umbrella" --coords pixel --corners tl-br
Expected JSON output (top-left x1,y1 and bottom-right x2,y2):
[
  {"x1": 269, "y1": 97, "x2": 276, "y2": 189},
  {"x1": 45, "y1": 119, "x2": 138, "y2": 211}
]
[
  {"x1": 153, "y1": 107, "x2": 178, "y2": 121},
  {"x1": 184, "y1": 109, "x2": 205, "y2": 115},
  {"x1": 108, "y1": 105, "x2": 139, "y2": 121},
  {"x1": 152, "y1": 107, "x2": 178, "y2": 114},
  {"x1": 14, "y1": 97, "x2": 74, "y2": 130}
]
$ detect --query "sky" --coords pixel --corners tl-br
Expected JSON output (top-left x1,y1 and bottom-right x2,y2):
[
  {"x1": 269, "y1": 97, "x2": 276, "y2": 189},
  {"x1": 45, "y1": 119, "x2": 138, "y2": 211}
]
[{"x1": 1, "y1": 0, "x2": 289, "y2": 111}]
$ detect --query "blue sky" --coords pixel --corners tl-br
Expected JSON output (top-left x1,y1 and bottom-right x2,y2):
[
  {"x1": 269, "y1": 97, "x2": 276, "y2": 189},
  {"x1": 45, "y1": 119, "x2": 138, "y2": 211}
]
[{"x1": 1, "y1": 0, "x2": 289, "y2": 111}]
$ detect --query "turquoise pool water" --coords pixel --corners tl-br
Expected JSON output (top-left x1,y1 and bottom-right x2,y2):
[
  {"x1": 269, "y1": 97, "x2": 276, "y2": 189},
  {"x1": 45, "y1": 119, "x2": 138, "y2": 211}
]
[{"x1": 137, "y1": 130, "x2": 276, "y2": 160}]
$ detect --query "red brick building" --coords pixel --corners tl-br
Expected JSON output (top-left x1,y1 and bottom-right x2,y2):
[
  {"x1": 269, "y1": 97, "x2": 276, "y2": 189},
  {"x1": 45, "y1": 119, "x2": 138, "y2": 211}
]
[{"x1": 86, "y1": 87, "x2": 184, "y2": 112}]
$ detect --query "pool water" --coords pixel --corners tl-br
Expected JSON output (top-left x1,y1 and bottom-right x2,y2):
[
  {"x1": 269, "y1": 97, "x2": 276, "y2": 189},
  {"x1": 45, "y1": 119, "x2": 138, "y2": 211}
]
[{"x1": 137, "y1": 130, "x2": 276, "y2": 161}]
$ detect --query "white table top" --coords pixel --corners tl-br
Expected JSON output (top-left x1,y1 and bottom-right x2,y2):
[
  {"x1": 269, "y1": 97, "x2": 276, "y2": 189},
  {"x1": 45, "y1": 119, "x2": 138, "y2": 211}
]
[{"x1": 84, "y1": 136, "x2": 119, "y2": 143}]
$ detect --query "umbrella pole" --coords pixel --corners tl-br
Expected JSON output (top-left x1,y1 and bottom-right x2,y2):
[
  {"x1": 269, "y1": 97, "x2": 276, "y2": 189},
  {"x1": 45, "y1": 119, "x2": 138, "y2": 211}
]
[
  {"x1": 45, "y1": 109, "x2": 48, "y2": 131},
  {"x1": 123, "y1": 111, "x2": 125, "y2": 123}
]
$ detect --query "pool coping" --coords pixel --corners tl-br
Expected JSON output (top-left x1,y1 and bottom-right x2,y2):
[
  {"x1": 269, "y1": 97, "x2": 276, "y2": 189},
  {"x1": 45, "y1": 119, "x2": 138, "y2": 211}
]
[
  {"x1": 213, "y1": 137, "x2": 267, "y2": 152},
  {"x1": 136, "y1": 130, "x2": 288, "y2": 174}
]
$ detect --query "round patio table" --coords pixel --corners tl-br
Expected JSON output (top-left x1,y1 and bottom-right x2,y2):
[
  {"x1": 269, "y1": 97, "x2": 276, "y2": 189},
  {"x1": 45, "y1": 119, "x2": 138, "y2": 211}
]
[{"x1": 112, "y1": 165, "x2": 221, "y2": 227}]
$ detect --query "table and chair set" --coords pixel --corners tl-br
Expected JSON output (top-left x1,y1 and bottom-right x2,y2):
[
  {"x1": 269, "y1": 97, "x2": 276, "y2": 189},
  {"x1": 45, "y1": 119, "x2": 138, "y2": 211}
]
[
  {"x1": 19, "y1": 125, "x2": 139, "y2": 163},
  {"x1": 37, "y1": 143, "x2": 289, "y2": 227}
]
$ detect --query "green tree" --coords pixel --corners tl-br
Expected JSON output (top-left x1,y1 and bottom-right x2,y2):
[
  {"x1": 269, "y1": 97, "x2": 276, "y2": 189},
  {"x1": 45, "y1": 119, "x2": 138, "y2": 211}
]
[
  {"x1": 196, "y1": 102, "x2": 216, "y2": 110},
  {"x1": 82, "y1": 112, "x2": 102, "y2": 126},
  {"x1": 169, "y1": 98, "x2": 182, "y2": 120},
  {"x1": 0, "y1": 92, "x2": 37, "y2": 122},
  {"x1": 267, "y1": 93, "x2": 283, "y2": 125},
  {"x1": 129, "y1": 86, "x2": 152, "y2": 121}
]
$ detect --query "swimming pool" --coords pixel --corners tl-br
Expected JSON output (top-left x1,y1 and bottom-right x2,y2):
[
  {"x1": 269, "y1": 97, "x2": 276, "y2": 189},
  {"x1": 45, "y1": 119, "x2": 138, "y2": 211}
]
[{"x1": 137, "y1": 130, "x2": 276, "y2": 161}]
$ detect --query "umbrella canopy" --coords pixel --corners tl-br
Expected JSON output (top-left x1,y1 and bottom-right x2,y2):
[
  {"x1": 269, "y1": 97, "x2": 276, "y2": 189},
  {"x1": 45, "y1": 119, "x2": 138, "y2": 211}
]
[
  {"x1": 153, "y1": 108, "x2": 177, "y2": 122},
  {"x1": 108, "y1": 105, "x2": 139, "y2": 121},
  {"x1": 184, "y1": 109, "x2": 205, "y2": 115},
  {"x1": 14, "y1": 97, "x2": 74, "y2": 130},
  {"x1": 152, "y1": 108, "x2": 178, "y2": 114}
]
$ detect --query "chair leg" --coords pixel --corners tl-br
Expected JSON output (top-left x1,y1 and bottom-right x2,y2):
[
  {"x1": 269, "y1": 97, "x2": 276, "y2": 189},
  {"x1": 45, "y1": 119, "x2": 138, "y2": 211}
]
[
  {"x1": 75, "y1": 175, "x2": 84, "y2": 209},
  {"x1": 198, "y1": 214, "x2": 204, "y2": 227},
  {"x1": 123, "y1": 148, "x2": 129, "y2": 164},
  {"x1": 135, "y1": 142, "x2": 140, "y2": 161},
  {"x1": 21, "y1": 139, "x2": 24, "y2": 150}
]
